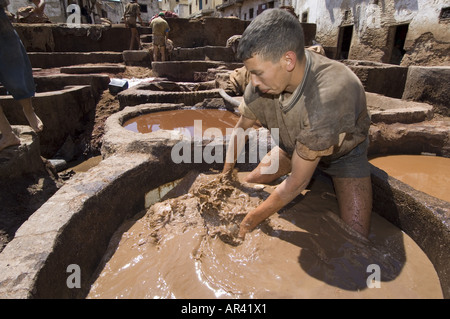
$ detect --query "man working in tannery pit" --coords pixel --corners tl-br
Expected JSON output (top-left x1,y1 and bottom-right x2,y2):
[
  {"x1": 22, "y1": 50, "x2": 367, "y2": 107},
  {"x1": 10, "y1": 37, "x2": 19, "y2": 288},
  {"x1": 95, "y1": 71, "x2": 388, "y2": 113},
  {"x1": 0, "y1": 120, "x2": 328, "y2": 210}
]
[
  {"x1": 222, "y1": 9, "x2": 372, "y2": 240},
  {"x1": 150, "y1": 12, "x2": 170, "y2": 62},
  {"x1": 0, "y1": 0, "x2": 44, "y2": 152},
  {"x1": 124, "y1": 0, "x2": 143, "y2": 50}
]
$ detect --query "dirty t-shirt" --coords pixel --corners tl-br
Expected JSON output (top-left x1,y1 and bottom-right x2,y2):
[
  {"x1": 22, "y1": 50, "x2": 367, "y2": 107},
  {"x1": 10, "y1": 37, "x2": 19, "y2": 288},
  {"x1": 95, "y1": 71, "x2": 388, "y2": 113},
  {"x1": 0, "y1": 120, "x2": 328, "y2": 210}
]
[
  {"x1": 124, "y1": 2, "x2": 140, "y2": 18},
  {"x1": 239, "y1": 50, "x2": 370, "y2": 163},
  {"x1": 150, "y1": 17, "x2": 169, "y2": 36}
]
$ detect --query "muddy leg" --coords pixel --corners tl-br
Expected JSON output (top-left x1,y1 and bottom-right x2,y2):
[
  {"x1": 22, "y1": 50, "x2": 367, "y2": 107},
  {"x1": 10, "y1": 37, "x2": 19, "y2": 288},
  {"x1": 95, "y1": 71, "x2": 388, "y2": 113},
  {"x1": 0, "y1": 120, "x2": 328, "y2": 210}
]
[
  {"x1": 332, "y1": 176, "x2": 372, "y2": 238},
  {"x1": 18, "y1": 98, "x2": 43, "y2": 132},
  {"x1": 0, "y1": 105, "x2": 20, "y2": 151},
  {"x1": 130, "y1": 28, "x2": 138, "y2": 50},
  {"x1": 161, "y1": 46, "x2": 166, "y2": 62}
]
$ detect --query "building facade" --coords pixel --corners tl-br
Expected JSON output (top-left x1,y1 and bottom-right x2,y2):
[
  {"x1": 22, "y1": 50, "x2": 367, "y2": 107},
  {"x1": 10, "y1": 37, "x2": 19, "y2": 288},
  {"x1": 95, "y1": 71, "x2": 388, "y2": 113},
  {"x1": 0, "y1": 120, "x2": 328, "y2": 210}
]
[
  {"x1": 293, "y1": 0, "x2": 450, "y2": 65},
  {"x1": 5, "y1": 0, "x2": 161, "y2": 24}
]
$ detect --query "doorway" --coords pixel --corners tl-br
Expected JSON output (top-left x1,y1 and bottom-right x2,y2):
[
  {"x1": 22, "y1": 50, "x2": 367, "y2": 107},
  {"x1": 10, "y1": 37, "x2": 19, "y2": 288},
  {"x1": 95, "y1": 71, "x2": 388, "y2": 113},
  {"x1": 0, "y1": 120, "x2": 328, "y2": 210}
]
[
  {"x1": 389, "y1": 24, "x2": 409, "y2": 64},
  {"x1": 337, "y1": 25, "x2": 353, "y2": 59}
]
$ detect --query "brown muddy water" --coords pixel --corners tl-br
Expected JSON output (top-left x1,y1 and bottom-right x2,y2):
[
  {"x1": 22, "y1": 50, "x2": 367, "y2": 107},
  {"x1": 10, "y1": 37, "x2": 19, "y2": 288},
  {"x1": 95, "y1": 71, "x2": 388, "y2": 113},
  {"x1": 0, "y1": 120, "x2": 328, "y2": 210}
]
[
  {"x1": 370, "y1": 155, "x2": 450, "y2": 202},
  {"x1": 123, "y1": 109, "x2": 240, "y2": 136},
  {"x1": 87, "y1": 171, "x2": 443, "y2": 299}
]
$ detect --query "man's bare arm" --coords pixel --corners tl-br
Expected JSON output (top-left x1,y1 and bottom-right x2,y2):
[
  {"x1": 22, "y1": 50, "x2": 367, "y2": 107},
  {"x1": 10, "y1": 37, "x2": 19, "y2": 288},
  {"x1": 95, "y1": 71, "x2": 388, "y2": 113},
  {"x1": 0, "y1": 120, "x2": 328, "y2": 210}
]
[
  {"x1": 222, "y1": 115, "x2": 256, "y2": 175},
  {"x1": 238, "y1": 151, "x2": 320, "y2": 239}
]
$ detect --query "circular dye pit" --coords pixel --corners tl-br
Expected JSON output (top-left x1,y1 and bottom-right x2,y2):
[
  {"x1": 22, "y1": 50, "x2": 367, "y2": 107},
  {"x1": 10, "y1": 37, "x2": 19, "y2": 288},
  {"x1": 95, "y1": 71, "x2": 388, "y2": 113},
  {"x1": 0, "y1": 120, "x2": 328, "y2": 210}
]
[
  {"x1": 87, "y1": 171, "x2": 443, "y2": 299},
  {"x1": 123, "y1": 108, "x2": 240, "y2": 136},
  {"x1": 370, "y1": 155, "x2": 450, "y2": 203}
]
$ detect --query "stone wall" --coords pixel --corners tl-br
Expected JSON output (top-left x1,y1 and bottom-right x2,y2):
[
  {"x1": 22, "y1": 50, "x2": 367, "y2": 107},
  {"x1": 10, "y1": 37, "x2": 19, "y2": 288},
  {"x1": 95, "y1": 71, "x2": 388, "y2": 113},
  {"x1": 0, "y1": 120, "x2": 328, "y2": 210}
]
[
  {"x1": 13, "y1": 17, "x2": 251, "y2": 52},
  {"x1": 294, "y1": 0, "x2": 450, "y2": 66}
]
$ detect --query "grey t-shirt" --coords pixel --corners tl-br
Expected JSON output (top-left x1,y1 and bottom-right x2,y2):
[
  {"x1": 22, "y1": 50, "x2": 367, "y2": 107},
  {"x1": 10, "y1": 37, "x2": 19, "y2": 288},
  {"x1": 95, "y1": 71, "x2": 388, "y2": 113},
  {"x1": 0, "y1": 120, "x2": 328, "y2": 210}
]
[{"x1": 239, "y1": 50, "x2": 370, "y2": 162}]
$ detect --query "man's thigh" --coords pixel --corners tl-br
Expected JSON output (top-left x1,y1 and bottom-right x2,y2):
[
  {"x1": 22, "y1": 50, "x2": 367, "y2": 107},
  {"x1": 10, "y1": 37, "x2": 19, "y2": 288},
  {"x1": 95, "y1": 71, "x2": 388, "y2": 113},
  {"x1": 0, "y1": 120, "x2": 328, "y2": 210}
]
[
  {"x1": 244, "y1": 146, "x2": 292, "y2": 184},
  {"x1": 332, "y1": 176, "x2": 372, "y2": 238}
]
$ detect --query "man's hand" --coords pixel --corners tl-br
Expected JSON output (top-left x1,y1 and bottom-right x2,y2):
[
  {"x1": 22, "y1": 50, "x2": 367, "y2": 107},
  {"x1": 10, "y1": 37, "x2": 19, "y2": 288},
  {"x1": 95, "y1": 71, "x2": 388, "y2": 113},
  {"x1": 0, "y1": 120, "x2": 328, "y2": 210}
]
[
  {"x1": 238, "y1": 220, "x2": 252, "y2": 241},
  {"x1": 236, "y1": 152, "x2": 320, "y2": 242}
]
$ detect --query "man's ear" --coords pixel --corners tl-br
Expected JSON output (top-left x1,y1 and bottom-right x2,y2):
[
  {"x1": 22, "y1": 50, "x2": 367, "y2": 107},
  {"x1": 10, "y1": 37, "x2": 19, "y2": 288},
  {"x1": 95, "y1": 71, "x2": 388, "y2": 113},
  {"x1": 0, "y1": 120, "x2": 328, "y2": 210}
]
[{"x1": 283, "y1": 51, "x2": 297, "y2": 72}]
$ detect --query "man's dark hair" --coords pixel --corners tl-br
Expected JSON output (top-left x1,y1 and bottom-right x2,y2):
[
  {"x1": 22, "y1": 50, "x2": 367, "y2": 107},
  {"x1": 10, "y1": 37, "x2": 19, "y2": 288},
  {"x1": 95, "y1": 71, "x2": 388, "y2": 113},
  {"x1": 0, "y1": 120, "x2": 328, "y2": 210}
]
[{"x1": 237, "y1": 9, "x2": 305, "y2": 63}]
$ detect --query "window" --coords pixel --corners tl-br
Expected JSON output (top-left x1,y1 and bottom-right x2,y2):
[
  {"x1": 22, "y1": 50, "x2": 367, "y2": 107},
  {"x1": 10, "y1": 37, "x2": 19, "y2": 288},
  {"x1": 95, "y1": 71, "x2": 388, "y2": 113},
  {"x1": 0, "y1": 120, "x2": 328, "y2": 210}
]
[
  {"x1": 344, "y1": 10, "x2": 350, "y2": 21},
  {"x1": 139, "y1": 4, "x2": 148, "y2": 13},
  {"x1": 301, "y1": 11, "x2": 308, "y2": 23},
  {"x1": 249, "y1": 8, "x2": 254, "y2": 19},
  {"x1": 439, "y1": 7, "x2": 450, "y2": 22}
]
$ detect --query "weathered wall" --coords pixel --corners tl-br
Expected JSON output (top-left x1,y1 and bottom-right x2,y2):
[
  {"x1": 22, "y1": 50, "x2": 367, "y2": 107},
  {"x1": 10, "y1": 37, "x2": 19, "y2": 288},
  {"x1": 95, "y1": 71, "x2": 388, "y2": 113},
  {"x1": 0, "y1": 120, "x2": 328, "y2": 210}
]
[
  {"x1": 294, "y1": 0, "x2": 450, "y2": 66},
  {"x1": 13, "y1": 17, "x2": 250, "y2": 52},
  {"x1": 6, "y1": 0, "x2": 66, "y2": 23}
]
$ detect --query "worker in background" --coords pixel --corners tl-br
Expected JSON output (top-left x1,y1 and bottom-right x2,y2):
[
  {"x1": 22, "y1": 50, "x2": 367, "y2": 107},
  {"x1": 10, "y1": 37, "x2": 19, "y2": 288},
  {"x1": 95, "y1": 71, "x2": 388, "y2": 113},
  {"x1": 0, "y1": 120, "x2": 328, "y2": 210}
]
[{"x1": 150, "y1": 12, "x2": 170, "y2": 62}]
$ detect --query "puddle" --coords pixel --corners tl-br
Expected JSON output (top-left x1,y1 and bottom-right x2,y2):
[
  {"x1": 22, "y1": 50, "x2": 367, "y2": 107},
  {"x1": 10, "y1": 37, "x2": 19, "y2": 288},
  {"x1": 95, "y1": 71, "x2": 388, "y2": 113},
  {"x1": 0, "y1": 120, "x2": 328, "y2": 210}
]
[
  {"x1": 123, "y1": 109, "x2": 240, "y2": 136},
  {"x1": 370, "y1": 154, "x2": 450, "y2": 202}
]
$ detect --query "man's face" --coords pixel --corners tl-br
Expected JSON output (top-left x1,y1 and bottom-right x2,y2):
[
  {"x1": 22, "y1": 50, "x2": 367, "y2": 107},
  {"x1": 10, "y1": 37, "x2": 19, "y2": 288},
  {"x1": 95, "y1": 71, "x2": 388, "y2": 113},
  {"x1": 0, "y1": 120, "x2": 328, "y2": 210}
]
[{"x1": 244, "y1": 54, "x2": 288, "y2": 95}]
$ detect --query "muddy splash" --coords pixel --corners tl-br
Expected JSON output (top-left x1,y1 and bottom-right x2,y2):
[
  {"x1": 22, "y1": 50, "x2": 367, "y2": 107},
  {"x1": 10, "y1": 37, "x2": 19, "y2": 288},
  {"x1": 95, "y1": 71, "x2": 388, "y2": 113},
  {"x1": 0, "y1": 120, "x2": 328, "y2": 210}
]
[{"x1": 88, "y1": 171, "x2": 443, "y2": 299}]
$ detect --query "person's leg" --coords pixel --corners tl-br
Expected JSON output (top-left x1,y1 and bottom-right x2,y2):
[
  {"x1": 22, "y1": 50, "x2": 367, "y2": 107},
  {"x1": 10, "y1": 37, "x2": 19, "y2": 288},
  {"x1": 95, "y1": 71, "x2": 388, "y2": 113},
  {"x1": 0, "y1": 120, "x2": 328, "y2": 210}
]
[
  {"x1": 0, "y1": 105, "x2": 20, "y2": 151},
  {"x1": 160, "y1": 45, "x2": 166, "y2": 62},
  {"x1": 129, "y1": 28, "x2": 137, "y2": 50},
  {"x1": 332, "y1": 176, "x2": 372, "y2": 238},
  {"x1": 18, "y1": 97, "x2": 43, "y2": 132},
  {"x1": 136, "y1": 31, "x2": 142, "y2": 50},
  {"x1": 244, "y1": 146, "x2": 292, "y2": 184},
  {"x1": 153, "y1": 45, "x2": 158, "y2": 61}
]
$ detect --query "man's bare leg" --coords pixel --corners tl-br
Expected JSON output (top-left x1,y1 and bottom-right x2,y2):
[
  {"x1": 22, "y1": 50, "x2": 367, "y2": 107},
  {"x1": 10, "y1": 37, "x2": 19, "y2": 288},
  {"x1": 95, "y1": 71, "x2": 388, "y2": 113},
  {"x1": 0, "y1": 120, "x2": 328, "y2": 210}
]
[
  {"x1": 153, "y1": 46, "x2": 159, "y2": 61},
  {"x1": 244, "y1": 146, "x2": 292, "y2": 184},
  {"x1": 18, "y1": 98, "x2": 43, "y2": 132},
  {"x1": 0, "y1": 106, "x2": 20, "y2": 151},
  {"x1": 160, "y1": 46, "x2": 166, "y2": 62},
  {"x1": 332, "y1": 176, "x2": 373, "y2": 238},
  {"x1": 130, "y1": 28, "x2": 138, "y2": 50}
]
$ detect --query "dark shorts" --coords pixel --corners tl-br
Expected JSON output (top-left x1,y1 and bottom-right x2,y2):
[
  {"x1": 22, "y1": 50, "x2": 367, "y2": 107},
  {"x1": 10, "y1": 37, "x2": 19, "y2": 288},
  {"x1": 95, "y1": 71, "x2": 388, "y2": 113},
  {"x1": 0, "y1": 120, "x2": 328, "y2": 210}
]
[
  {"x1": 153, "y1": 34, "x2": 166, "y2": 47},
  {"x1": 125, "y1": 16, "x2": 137, "y2": 28},
  {"x1": 0, "y1": 8, "x2": 35, "y2": 100},
  {"x1": 318, "y1": 137, "x2": 371, "y2": 178}
]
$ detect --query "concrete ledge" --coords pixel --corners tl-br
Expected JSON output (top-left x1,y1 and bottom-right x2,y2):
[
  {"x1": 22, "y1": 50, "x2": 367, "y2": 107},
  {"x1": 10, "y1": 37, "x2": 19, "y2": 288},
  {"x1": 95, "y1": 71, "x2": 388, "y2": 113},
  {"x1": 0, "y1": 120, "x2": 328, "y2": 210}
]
[
  {"x1": 171, "y1": 46, "x2": 237, "y2": 62},
  {"x1": 367, "y1": 92, "x2": 434, "y2": 124},
  {"x1": 1, "y1": 85, "x2": 96, "y2": 158},
  {"x1": 152, "y1": 60, "x2": 243, "y2": 82},
  {"x1": 122, "y1": 50, "x2": 152, "y2": 67},
  {"x1": 368, "y1": 120, "x2": 450, "y2": 157},
  {"x1": 28, "y1": 52, "x2": 123, "y2": 69},
  {"x1": 343, "y1": 60, "x2": 408, "y2": 99},
  {"x1": 60, "y1": 64, "x2": 126, "y2": 75},
  {"x1": 101, "y1": 103, "x2": 187, "y2": 157},
  {"x1": 0, "y1": 126, "x2": 45, "y2": 178},
  {"x1": 402, "y1": 66, "x2": 450, "y2": 116},
  {"x1": 371, "y1": 164, "x2": 450, "y2": 298},
  {"x1": 33, "y1": 73, "x2": 110, "y2": 101},
  {"x1": 117, "y1": 80, "x2": 221, "y2": 107}
]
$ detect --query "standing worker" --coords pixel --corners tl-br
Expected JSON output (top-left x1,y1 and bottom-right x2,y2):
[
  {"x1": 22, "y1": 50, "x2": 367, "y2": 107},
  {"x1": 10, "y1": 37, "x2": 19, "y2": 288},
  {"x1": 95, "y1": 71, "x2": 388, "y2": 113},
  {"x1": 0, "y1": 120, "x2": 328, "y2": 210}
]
[
  {"x1": 123, "y1": 0, "x2": 143, "y2": 50},
  {"x1": 0, "y1": 0, "x2": 44, "y2": 152},
  {"x1": 150, "y1": 12, "x2": 170, "y2": 62},
  {"x1": 222, "y1": 9, "x2": 372, "y2": 240},
  {"x1": 17, "y1": 0, "x2": 50, "y2": 23}
]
